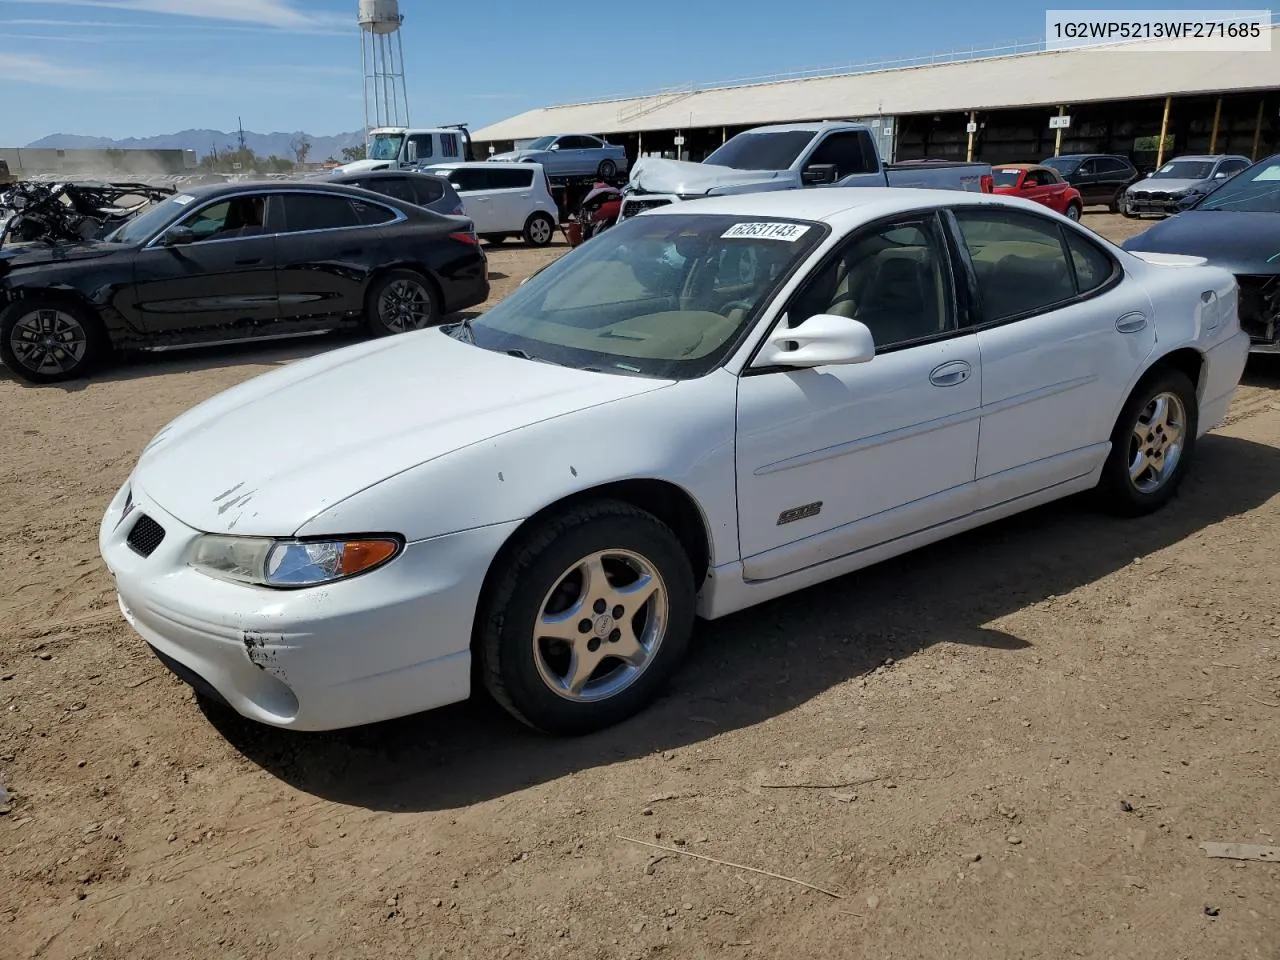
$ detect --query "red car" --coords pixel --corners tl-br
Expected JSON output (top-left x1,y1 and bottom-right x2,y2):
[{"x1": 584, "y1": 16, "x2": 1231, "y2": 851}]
[{"x1": 991, "y1": 163, "x2": 1084, "y2": 221}]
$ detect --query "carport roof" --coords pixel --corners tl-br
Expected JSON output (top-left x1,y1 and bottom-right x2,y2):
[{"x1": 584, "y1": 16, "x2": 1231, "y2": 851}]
[{"x1": 472, "y1": 26, "x2": 1280, "y2": 141}]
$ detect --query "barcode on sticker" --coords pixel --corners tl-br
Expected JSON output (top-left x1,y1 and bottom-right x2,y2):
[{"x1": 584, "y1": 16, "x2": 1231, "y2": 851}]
[{"x1": 721, "y1": 222, "x2": 811, "y2": 241}]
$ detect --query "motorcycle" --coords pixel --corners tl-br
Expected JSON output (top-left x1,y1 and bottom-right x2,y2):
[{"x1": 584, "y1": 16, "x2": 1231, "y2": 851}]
[{"x1": 564, "y1": 181, "x2": 623, "y2": 247}]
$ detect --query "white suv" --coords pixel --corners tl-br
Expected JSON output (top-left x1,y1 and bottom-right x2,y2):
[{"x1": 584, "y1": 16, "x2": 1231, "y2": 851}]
[{"x1": 423, "y1": 161, "x2": 559, "y2": 247}]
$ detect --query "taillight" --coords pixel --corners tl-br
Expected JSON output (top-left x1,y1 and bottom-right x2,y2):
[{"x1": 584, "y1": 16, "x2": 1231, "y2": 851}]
[
  {"x1": 980, "y1": 174, "x2": 994, "y2": 193},
  {"x1": 448, "y1": 231, "x2": 479, "y2": 246},
  {"x1": 450, "y1": 204, "x2": 465, "y2": 215}
]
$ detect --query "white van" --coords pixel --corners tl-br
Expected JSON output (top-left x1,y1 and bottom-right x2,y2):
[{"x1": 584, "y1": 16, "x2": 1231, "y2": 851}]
[{"x1": 423, "y1": 161, "x2": 559, "y2": 247}]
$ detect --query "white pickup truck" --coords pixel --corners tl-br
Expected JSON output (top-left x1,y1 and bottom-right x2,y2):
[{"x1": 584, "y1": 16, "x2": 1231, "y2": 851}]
[{"x1": 618, "y1": 121, "x2": 993, "y2": 220}]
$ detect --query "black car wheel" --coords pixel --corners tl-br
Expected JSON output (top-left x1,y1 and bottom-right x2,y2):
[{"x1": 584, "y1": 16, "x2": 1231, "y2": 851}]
[
  {"x1": 1109, "y1": 189, "x2": 1124, "y2": 213},
  {"x1": 0, "y1": 296, "x2": 107, "y2": 384},
  {"x1": 477, "y1": 499, "x2": 696, "y2": 735},
  {"x1": 523, "y1": 213, "x2": 556, "y2": 247},
  {"x1": 597, "y1": 159, "x2": 617, "y2": 179},
  {"x1": 365, "y1": 269, "x2": 439, "y2": 336}
]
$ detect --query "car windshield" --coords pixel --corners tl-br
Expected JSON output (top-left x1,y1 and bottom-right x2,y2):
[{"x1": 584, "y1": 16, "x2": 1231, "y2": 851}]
[
  {"x1": 1196, "y1": 159, "x2": 1280, "y2": 213},
  {"x1": 524, "y1": 136, "x2": 556, "y2": 150},
  {"x1": 703, "y1": 131, "x2": 818, "y2": 171},
  {"x1": 1153, "y1": 160, "x2": 1213, "y2": 179},
  {"x1": 103, "y1": 193, "x2": 193, "y2": 244},
  {"x1": 458, "y1": 212, "x2": 826, "y2": 379},
  {"x1": 1041, "y1": 157, "x2": 1082, "y2": 175},
  {"x1": 368, "y1": 134, "x2": 404, "y2": 161},
  {"x1": 992, "y1": 169, "x2": 1021, "y2": 187}
]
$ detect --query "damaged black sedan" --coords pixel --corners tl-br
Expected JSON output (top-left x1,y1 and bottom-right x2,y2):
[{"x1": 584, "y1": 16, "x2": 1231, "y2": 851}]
[
  {"x1": 1123, "y1": 153, "x2": 1280, "y2": 354},
  {"x1": 0, "y1": 181, "x2": 488, "y2": 383}
]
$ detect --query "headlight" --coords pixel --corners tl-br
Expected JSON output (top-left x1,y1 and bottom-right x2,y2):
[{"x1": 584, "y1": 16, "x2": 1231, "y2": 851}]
[{"x1": 188, "y1": 535, "x2": 402, "y2": 588}]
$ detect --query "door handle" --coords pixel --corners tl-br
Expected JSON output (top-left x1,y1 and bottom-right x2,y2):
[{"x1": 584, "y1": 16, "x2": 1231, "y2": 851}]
[
  {"x1": 1115, "y1": 312, "x2": 1147, "y2": 334},
  {"x1": 234, "y1": 257, "x2": 263, "y2": 266},
  {"x1": 929, "y1": 359, "x2": 971, "y2": 387}
]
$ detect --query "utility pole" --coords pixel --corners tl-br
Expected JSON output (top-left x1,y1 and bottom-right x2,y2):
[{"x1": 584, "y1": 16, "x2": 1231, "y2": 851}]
[{"x1": 237, "y1": 117, "x2": 247, "y2": 153}]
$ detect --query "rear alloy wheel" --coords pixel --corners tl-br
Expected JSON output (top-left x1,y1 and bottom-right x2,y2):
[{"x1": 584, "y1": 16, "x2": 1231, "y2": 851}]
[
  {"x1": 478, "y1": 500, "x2": 696, "y2": 735},
  {"x1": 523, "y1": 212, "x2": 556, "y2": 248},
  {"x1": 1096, "y1": 367, "x2": 1198, "y2": 515},
  {"x1": 365, "y1": 269, "x2": 438, "y2": 336},
  {"x1": 0, "y1": 298, "x2": 106, "y2": 384},
  {"x1": 597, "y1": 159, "x2": 618, "y2": 179}
]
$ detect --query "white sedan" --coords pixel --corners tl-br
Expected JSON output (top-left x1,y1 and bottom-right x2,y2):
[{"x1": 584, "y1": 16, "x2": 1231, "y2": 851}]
[{"x1": 99, "y1": 189, "x2": 1250, "y2": 735}]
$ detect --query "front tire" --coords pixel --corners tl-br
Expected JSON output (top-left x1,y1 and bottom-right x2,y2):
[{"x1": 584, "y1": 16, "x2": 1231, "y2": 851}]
[
  {"x1": 1095, "y1": 367, "x2": 1199, "y2": 515},
  {"x1": 0, "y1": 296, "x2": 107, "y2": 384},
  {"x1": 477, "y1": 500, "x2": 696, "y2": 735},
  {"x1": 523, "y1": 212, "x2": 556, "y2": 248},
  {"x1": 364, "y1": 269, "x2": 438, "y2": 336},
  {"x1": 1064, "y1": 202, "x2": 1082, "y2": 221}
]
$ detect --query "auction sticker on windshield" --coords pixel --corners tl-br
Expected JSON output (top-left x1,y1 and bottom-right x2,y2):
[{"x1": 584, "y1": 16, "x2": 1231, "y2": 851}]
[
  {"x1": 172, "y1": 194, "x2": 196, "y2": 205},
  {"x1": 721, "y1": 221, "x2": 812, "y2": 241}
]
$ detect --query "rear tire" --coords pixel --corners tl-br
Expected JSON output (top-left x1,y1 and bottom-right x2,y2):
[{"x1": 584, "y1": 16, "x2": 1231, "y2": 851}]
[
  {"x1": 597, "y1": 159, "x2": 617, "y2": 179},
  {"x1": 0, "y1": 296, "x2": 108, "y2": 384},
  {"x1": 364, "y1": 269, "x2": 439, "y2": 337},
  {"x1": 1095, "y1": 367, "x2": 1199, "y2": 516},
  {"x1": 523, "y1": 212, "x2": 556, "y2": 248},
  {"x1": 1108, "y1": 190, "x2": 1123, "y2": 213},
  {"x1": 477, "y1": 500, "x2": 696, "y2": 735}
]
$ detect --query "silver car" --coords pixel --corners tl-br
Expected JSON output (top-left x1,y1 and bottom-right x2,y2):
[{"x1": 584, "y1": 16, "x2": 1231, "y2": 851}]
[
  {"x1": 1122, "y1": 154, "x2": 1252, "y2": 218},
  {"x1": 328, "y1": 170, "x2": 466, "y2": 217},
  {"x1": 489, "y1": 134, "x2": 628, "y2": 180}
]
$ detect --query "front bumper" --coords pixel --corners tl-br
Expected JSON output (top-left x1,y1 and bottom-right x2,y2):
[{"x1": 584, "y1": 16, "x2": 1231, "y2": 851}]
[
  {"x1": 1123, "y1": 195, "x2": 1183, "y2": 216},
  {"x1": 617, "y1": 194, "x2": 679, "y2": 221},
  {"x1": 98, "y1": 478, "x2": 520, "y2": 731}
]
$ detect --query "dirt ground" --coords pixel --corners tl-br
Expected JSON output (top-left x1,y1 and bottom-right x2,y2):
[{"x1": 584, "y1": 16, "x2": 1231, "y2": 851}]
[{"x1": 2, "y1": 213, "x2": 1279, "y2": 960}]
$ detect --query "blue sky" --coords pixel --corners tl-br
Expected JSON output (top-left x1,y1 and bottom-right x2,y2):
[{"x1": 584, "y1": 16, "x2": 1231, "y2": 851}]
[{"x1": 0, "y1": 0, "x2": 1246, "y2": 143}]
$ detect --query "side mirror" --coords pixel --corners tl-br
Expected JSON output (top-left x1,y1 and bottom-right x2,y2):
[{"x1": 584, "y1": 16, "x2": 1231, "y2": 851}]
[
  {"x1": 163, "y1": 225, "x2": 197, "y2": 246},
  {"x1": 801, "y1": 163, "x2": 839, "y2": 185},
  {"x1": 1213, "y1": 171, "x2": 1228, "y2": 179},
  {"x1": 405, "y1": 141, "x2": 419, "y2": 163},
  {"x1": 549, "y1": 142, "x2": 561, "y2": 151},
  {"x1": 753, "y1": 313, "x2": 876, "y2": 369},
  {"x1": 1175, "y1": 193, "x2": 1200, "y2": 212}
]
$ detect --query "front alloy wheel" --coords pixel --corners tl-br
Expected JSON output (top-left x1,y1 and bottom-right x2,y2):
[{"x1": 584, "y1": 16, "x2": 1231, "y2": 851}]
[
  {"x1": 478, "y1": 500, "x2": 696, "y2": 735},
  {"x1": 0, "y1": 298, "x2": 105, "y2": 383}
]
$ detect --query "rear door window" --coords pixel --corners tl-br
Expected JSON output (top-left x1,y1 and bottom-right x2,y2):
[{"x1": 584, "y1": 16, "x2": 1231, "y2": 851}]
[
  {"x1": 413, "y1": 177, "x2": 445, "y2": 204},
  {"x1": 280, "y1": 194, "x2": 362, "y2": 232},
  {"x1": 488, "y1": 167, "x2": 535, "y2": 189}
]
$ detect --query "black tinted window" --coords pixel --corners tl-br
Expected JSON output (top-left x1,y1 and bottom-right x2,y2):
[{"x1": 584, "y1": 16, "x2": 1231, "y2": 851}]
[
  {"x1": 440, "y1": 133, "x2": 460, "y2": 158},
  {"x1": 445, "y1": 168, "x2": 489, "y2": 191},
  {"x1": 788, "y1": 216, "x2": 954, "y2": 349},
  {"x1": 179, "y1": 195, "x2": 266, "y2": 241},
  {"x1": 356, "y1": 177, "x2": 415, "y2": 203},
  {"x1": 281, "y1": 194, "x2": 361, "y2": 232},
  {"x1": 1218, "y1": 159, "x2": 1248, "y2": 175},
  {"x1": 351, "y1": 198, "x2": 396, "y2": 225},
  {"x1": 807, "y1": 132, "x2": 877, "y2": 179},
  {"x1": 413, "y1": 177, "x2": 445, "y2": 203},
  {"x1": 953, "y1": 208, "x2": 1076, "y2": 322},
  {"x1": 488, "y1": 167, "x2": 534, "y2": 188}
]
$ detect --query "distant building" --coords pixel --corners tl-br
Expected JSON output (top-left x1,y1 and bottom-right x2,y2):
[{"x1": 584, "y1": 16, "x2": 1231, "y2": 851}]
[{"x1": 0, "y1": 147, "x2": 198, "y2": 177}]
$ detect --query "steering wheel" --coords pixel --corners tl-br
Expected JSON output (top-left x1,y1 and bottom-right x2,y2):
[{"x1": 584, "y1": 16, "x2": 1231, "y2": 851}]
[{"x1": 717, "y1": 298, "x2": 753, "y2": 316}]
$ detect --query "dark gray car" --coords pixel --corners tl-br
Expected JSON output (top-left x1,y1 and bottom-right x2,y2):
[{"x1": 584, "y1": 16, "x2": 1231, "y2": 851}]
[
  {"x1": 1121, "y1": 154, "x2": 1252, "y2": 218},
  {"x1": 328, "y1": 170, "x2": 466, "y2": 218}
]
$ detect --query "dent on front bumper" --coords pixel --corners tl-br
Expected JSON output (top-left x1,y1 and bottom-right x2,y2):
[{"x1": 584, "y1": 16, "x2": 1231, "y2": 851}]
[{"x1": 98, "y1": 478, "x2": 520, "y2": 731}]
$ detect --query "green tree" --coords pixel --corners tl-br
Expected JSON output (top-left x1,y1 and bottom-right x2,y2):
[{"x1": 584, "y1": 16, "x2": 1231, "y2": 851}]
[{"x1": 341, "y1": 144, "x2": 367, "y2": 162}]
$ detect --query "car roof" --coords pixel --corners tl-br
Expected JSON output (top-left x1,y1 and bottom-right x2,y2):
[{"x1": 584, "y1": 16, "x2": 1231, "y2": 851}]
[
  {"x1": 332, "y1": 169, "x2": 449, "y2": 182},
  {"x1": 427, "y1": 160, "x2": 543, "y2": 170},
  {"x1": 736, "y1": 121, "x2": 866, "y2": 135},
  {"x1": 1163, "y1": 154, "x2": 1247, "y2": 162},
  {"x1": 995, "y1": 163, "x2": 1054, "y2": 172},
  {"x1": 174, "y1": 179, "x2": 395, "y2": 199},
  {"x1": 644, "y1": 187, "x2": 1017, "y2": 225}
]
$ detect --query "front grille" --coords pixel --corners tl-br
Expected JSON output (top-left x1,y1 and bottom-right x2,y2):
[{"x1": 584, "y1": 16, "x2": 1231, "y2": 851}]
[
  {"x1": 1236, "y1": 274, "x2": 1280, "y2": 344},
  {"x1": 621, "y1": 197, "x2": 673, "y2": 218},
  {"x1": 126, "y1": 514, "x2": 166, "y2": 557}
]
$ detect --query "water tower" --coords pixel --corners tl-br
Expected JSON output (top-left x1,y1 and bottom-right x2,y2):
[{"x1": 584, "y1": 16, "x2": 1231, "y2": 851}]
[{"x1": 358, "y1": 0, "x2": 410, "y2": 135}]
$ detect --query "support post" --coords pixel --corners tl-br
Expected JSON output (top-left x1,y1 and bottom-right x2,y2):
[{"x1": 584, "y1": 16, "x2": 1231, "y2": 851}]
[
  {"x1": 1252, "y1": 97, "x2": 1265, "y2": 159},
  {"x1": 1054, "y1": 105, "x2": 1065, "y2": 156},
  {"x1": 966, "y1": 110, "x2": 976, "y2": 162},
  {"x1": 1156, "y1": 95, "x2": 1172, "y2": 168},
  {"x1": 1209, "y1": 96, "x2": 1222, "y2": 153},
  {"x1": 722, "y1": 126, "x2": 727, "y2": 144}
]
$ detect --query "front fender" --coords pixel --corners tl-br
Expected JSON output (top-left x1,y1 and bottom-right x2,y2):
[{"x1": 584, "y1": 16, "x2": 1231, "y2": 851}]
[{"x1": 295, "y1": 370, "x2": 742, "y2": 569}]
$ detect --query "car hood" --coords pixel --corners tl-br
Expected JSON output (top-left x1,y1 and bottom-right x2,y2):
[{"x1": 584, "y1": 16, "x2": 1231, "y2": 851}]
[
  {"x1": 627, "y1": 157, "x2": 791, "y2": 196},
  {"x1": 132, "y1": 330, "x2": 674, "y2": 537},
  {"x1": 332, "y1": 159, "x2": 392, "y2": 175},
  {"x1": 1122, "y1": 210, "x2": 1280, "y2": 274},
  {"x1": 1130, "y1": 177, "x2": 1203, "y2": 193},
  {"x1": 490, "y1": 150, "x2": 537, "y2": 162},
  {"x1": 0, "y1": 238, "x2": 121, "y2": 271}
]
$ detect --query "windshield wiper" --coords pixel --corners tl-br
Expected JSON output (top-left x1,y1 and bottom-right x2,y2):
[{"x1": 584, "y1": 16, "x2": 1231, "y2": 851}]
[{"x1": 448, "y1": 316, "x2": 475, "y2": 343}]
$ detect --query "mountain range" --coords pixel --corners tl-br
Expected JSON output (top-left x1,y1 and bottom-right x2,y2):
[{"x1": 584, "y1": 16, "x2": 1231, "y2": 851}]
[{"x1": 24, "y1": 129, "x2": 366, "y2": 161}]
